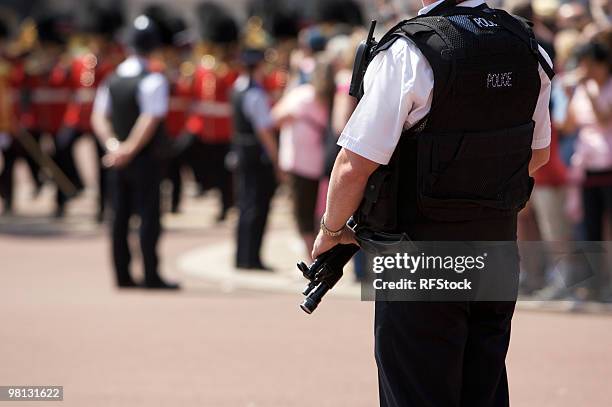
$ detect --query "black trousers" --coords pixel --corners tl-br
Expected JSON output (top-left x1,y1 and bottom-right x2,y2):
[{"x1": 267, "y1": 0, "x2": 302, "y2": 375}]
[
  {"x1": 193, "y1": 139, "x2": 234, "y2": 212},
  {"x1": 581, "y1": 181, "x2": 612, "y2": 294},
  {"x1": 95, "y1": 139, "x2": 108, "y2": 218},
  {"x1": 53, "y1": 127, "x2": 108, "y2": 217},
  {"x1": 22, "y1": 130, "x2": 45, "y2": 189},
  {"x1": 108, "y1": 155, "x2": 162, "y2": 285},
  {"x1": 0, "y1": 141, "x2": 17, "y2": 210},
  {"x1": 54, "y1": 127, "x2": 85, "y2": 210},
  {"x1": 582, "y1": 182, "x2": 612, "y2": 241},
  {"x1": 165, "y1": 154, "x2": 183, "y2": 212},
  {"x1": 235, "y1": 147, "x2": 277, "y2": 267},
  {"x1": 173, "y1": 134, "x2": 234, "y2": 213},
  {"x1": 375, "y1": 301, "x2": 515, "y2": 407}
]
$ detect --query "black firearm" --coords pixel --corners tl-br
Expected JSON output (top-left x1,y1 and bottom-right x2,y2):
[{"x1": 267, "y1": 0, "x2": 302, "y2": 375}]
[
  {"x1": 297, "y1": 244, "x2": 360, "y2": 314},
  {"x1": 349, "y1": 20, "x2": 378, "y2": 99}
]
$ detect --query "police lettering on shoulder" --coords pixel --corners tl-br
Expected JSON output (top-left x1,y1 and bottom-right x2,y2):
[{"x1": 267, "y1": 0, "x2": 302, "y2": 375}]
[{"x1": 303, "y1": 0, "x2": 554, "y2": 406}]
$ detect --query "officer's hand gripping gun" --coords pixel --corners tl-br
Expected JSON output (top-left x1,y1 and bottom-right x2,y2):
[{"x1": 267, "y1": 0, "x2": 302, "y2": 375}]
[
  {"x1": 297, "y1": 244, "x2": 360, "y2": 314},
  {"x1": 349, "y1": 20, "x2": 378, "y2": 99}
]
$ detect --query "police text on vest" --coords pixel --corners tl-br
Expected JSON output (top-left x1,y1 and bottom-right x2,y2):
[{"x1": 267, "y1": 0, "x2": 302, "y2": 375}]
[
  {"x1": 487, "y1": 72, "x2": 513, "y2": 89},
  {"x1": 471, "y1": 17, "x2": 498, "y2": 29}
]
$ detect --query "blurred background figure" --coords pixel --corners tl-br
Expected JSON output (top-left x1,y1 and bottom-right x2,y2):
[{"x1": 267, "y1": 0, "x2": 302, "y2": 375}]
[
  {"x1": 231, "y1": 44, "x2": 279, "y2": 271},
  {"x1": 507, "y1": 0, "x2": 612, "y2": 302},
  {"x1": 273, "y1": 56, "x2": 335, "y2": 260},
  {"x1": 324, "y1": 31, "x2": 367, "y2": 280},
  {"x1": 181, "y1": 2, "x2": 239, "y2": 222},
  {"x1": 54, "y1": 0, "x2": 124, "y2": 220},
  {"x1": 507, "y1": 0, "x2": 556, "y2": 60},
  {"x1": 91, "y1": 14, "x2": 178, "y2": 290},
  {"x1": 141, "y1": 4, "x2": 191, "y2": 215},
  {"x1": 20, "y1": 9, "x2": 73, "y2": 200},
  {"x1": 591, "y1": 0, "x2": 612, "y2": 29},
  {"x1": 560, "y1": 39, "x2": 612, "y2": 301},
  {"x1": 0, "y1": 15, "x2": 46, "y2": 215},
  {"x1": 0, "y1": 16, "x2": 16, "y2": 214},
  {"x1": 557, "y1": 1, "x2": 591, "y2": 31}
]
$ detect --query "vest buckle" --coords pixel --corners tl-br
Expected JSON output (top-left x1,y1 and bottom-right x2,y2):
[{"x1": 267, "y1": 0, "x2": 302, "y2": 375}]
[{"x1": 440, "y1": 48, "x2": 453, "y2": 60}]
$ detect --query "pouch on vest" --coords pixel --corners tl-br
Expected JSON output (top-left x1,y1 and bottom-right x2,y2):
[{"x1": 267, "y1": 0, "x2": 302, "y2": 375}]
[
  {"x1": 354, "y1": 159, "x2": 401, "y2": 233},
  {"x1": 416, "y1": 121, "x2": 535, "y2": 222}
]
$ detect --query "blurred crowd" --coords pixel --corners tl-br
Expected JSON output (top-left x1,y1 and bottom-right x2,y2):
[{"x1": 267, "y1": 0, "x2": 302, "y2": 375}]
[
  {"x1": 503, "y1": 0, "x2": 612, "y2": 302},
  {"x1": 0, "y1": 0, "x2": 611, "y2": 299}
]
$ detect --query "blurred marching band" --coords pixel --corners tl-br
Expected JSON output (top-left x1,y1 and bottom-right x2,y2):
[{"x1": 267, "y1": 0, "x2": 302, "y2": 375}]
[{"x1": 0, "y1": 0, "x2": 369, "y2": 222}]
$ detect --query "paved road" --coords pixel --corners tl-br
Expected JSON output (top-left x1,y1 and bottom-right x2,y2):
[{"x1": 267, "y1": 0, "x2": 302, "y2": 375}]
[
  {"x1": 1, "y1": 153, "x2": 612, "y2": 406},
  {"x1": 1, "y1": 221, "x2": 612, "y2": 407}
]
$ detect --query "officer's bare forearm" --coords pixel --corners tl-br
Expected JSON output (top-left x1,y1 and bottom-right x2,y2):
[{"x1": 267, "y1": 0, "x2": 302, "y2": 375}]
[
  {"x1": 91, "y1": 113, "x2": 117, "y2": 146},
  {"x1": 324, "y1": 149, "x2": 380, "y2": 231},
  {"x1": 123, "y1": 114, "x2": 162, "y2": 157}
]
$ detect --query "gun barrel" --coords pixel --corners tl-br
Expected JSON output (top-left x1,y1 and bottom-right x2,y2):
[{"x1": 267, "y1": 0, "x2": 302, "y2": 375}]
[
  {"x1": 300, "y1": 283, "x2": 330, "y2": 314},
  {"x1": 297, "y1": 244, "x2": 360, "y2": 314},
  {"x1": 302, "y1": 281, "x2": 317, "y2": 296}
]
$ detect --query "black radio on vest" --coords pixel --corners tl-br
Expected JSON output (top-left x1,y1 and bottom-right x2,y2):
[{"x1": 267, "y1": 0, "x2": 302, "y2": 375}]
[{"x1": 350, "y1": 0, "x2": 554, "y2": 242}]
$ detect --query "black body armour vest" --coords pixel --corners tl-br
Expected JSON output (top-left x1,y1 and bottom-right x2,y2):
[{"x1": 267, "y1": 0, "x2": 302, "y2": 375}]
[
  {"x1": 231, "y1": 77, "x2": 260, "y2": 147},
  {"x1": 107, "y1": 70, "x2": 164, "y2": 158},
  {"x1": 355, "y1": 5, "x2": 552, "y2": 241}
]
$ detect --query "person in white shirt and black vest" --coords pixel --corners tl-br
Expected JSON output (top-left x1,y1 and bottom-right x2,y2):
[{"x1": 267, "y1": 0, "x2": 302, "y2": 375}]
[
  {"x1": 91, "y1": 15, "x2": 179, "y2": 291},
  {"x1": 231, "y1": 48, "x2": 281, "y2": 271},
  {"x1": 312, "y1": 0, "x2": 554, "y2": 405}
]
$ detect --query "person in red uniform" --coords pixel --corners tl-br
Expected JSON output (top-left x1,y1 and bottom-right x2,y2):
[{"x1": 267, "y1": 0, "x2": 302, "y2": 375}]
[
  {"x1": 164, "y1": 66, "x2": 193, "y2": 213},
  {"x1": 0, "y1": 18, "x2": 48, "y2": 212},
  {"x1": 251, "y1": 6, "x2": 299, "y2": 104},
  {"x1": 54, "y1": 1, "x2": 124, "y2": 219},
  {"x1": 0, "y1": 18, "x2": 17, "y2": 214},
  {"x1": 19, "y1": 13, "x2": 72, "y2": 200},
  {"x1": 182, "y1": 3, "x2": 239, "y2": 221}
]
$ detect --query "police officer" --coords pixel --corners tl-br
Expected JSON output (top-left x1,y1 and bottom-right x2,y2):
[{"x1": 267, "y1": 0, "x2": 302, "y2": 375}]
[
  {"x1": 231, "y1": 48, "x2": 280, "y2": 271},
  {"x1": 91, "y1": 15, "x2": 179, "y2": 290},
  {"x1": 141, "y1": 4, "x2": 190, "y2": 214},
  {"x1": 312, "y1": 0, "x2": 554, "y2": 405}
]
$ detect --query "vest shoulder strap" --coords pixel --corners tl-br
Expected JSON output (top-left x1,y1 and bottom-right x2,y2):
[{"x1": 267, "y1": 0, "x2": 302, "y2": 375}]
[
  {"x1": 443, "y1": 7, "x2": 555, "y2": 80},
  {"x1": 371, "y1": 17, "x2": 459, "y2": 133},
  {"x1": 512, "y1": 15, "x2": 555, "y2": 81}
]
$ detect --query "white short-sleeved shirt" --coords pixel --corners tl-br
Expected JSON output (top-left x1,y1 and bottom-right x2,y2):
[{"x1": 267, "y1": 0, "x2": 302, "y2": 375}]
[
  {"x1": 92, "y1": 55, "x2": 169, "y2": 118},
  {"x1": 338, "y1": 0, "x2": 554, "y2": 165}
]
